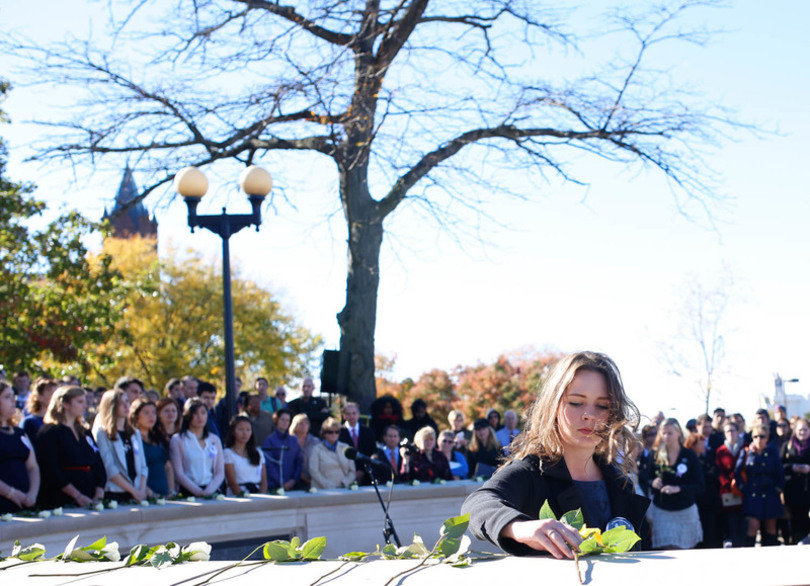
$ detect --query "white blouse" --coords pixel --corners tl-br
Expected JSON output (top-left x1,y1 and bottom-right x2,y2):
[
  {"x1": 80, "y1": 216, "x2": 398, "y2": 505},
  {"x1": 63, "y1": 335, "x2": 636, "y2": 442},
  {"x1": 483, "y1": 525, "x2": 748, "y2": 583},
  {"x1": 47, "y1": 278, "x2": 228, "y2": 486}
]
[{"x1": 223, "y1": 448, "x2": 265, "y2": 495}]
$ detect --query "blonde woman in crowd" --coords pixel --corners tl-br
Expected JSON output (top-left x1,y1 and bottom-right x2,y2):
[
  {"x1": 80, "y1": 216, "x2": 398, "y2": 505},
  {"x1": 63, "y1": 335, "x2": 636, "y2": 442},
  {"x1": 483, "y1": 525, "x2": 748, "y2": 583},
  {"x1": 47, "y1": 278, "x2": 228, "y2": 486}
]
[
  {"x1": 94, "y1": 389, "x2": 149, "y2": 502},
  {"x1": 649, "y1": 418, "x2": 704, "y2": 549},
  {"x1": 291, "y1": 413, "x2": 320, "y2": 489},
  {"x1": 36, "y1": 386, "x2": 106, "y2": 508},
  {"x1": 309, "y1": 417, "x2": 355, "y2": 489}
]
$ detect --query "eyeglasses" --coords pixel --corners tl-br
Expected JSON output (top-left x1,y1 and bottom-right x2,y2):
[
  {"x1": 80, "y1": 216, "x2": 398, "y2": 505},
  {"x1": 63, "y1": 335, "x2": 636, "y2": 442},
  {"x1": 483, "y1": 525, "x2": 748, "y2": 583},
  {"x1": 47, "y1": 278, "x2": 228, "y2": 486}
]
[
  {"x1": 753, "y1": 435, "x2": 768, "y2": 439},
  {"x1": 441, "y1": 439, "x2": 454, "y2": 444},
  {"x1": 324, "y1": 430, "x2": 339, "y2": 435}
]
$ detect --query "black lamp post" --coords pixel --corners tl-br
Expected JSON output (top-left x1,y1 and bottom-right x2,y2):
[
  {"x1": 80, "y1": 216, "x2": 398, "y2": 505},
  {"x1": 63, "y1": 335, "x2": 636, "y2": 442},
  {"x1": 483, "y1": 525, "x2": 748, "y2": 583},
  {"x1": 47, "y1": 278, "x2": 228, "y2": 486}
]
[{"x1": 174, "y1": 165, "x2": 273, "y2": 424}]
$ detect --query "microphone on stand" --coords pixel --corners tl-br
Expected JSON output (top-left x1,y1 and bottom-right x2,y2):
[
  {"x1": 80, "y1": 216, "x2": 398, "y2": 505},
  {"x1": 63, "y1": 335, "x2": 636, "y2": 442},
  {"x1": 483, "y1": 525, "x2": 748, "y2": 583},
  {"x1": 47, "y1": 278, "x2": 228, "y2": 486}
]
[{"x1": 344, "y1": 447, "x2": 393, "y2": 474}]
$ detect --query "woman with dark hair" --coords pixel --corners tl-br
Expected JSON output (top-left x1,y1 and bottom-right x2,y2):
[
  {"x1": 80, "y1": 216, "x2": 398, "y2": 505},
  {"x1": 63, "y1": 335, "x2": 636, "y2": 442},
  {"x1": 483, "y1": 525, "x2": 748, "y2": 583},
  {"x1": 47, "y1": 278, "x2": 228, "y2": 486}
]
[
  {"x1": 169, "y1": 398, "x2": 225, "y2": 497},
  {"x1": 736, "y1": 422, "x2": 785, "y2": 546},
  {"x1": 781, "y1": 418, "x2": 810, "y2": 544},
  {"x1": 369, "y1": 395, "x2": 404, "y2": 442},
  {"x1": 21, "y1": 377, "x2": 57, "y2": 440},
  {"x1": 94, "y1": 389, "x2": 149, "y2": 502},
  {"x1": 130, "y1": 398, "x2": 174, "y2": 497},
  {"x1": 402, "y1": 398, "x2": 438, "y2": 441},
  {"x1": 486, "y1": 408, "x2": 503, "y2": 432},
  {"x1": 649, "y1": 418, "x2": 704, "y2": 549},
  {"x1": 466, "y1": 418, "x2": 502, "y2": 479},
  {"x1": 224, "y1": 415, "x2": 266, "y2": 495},
  {"x1": 261, "y1": 408, "x2": 302, "y2": 492},
  {"x1": 36, "y1": 386, "x2": 106, "y2": 508},
  {"x1": 404, "y1": 426, "x2": 453, "y2": 483},
  {"x1": 0, "y1": 382, "x2": 40, "y2": 513},
  {"x1": 462, "y1": 351, "x2": 649, "y2": 558}
]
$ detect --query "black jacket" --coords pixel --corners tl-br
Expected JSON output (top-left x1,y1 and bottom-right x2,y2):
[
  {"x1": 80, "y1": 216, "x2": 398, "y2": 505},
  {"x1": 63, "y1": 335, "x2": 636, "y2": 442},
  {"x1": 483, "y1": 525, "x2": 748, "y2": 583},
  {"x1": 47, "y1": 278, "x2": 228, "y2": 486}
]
[
  {"x1": 462, "y1": 454, "x2": 650, "y2": 556},
  {"x1": 339, "y1": 424, "x2": 377, "y2": 457}
]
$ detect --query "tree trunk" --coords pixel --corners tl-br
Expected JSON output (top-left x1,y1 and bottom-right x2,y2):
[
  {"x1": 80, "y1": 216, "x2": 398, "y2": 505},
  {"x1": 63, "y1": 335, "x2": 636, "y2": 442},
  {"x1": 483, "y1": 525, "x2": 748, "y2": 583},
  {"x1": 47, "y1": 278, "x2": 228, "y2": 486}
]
[{"x1": 336, "y1": 166, "x2": 384, "y2": 413}]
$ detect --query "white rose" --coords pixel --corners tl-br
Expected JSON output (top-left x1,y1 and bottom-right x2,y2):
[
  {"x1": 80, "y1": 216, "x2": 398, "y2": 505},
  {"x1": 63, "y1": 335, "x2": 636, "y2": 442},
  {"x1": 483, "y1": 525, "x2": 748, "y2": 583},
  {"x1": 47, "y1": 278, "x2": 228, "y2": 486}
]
[
  {"x1": 94, "y1": 502, "x2": 104, "y2": 511},
  {"x1": 385, "y1": 481, "x2": 393, "y2": 488},
  {"x1": 307, "y1": 487, "x2": 318, "y2": 494},
  {"x1": 106, "y1": 501, "x2": 118, "y2": 510},
  {"x1": 277, "y1": 488, "x2": 285, "y2": 496},
  {"x1": 411, "y1": 480, "x2": 420, "y2": 486},
  {"x1": 186, "y1": 496, "x2": 196, "y2": 502},
  {"x1": 0, "y1": 513, "x2": 13, "y2": 522},
  {"x1": 183, "y1": 542, "x2": 212, "y2": 562},
  {"x1": 140, "y1": 500, "x2": 149, "y2": 507},
  {"x1": 155, "y1": 498, "x2": 166, "y2": 505},
  {"x1": 52, "y1": 507, "x2": 64, "y2": 516},
  {"x1": 215, "y1": 494, "x2": 225, "y2": 501},
  {"x1": 38, "y1": 510, "x2": 52, "y2": 518},
  {"x1": 101, "y1": 542, "x2": 121, "y2": 562}
]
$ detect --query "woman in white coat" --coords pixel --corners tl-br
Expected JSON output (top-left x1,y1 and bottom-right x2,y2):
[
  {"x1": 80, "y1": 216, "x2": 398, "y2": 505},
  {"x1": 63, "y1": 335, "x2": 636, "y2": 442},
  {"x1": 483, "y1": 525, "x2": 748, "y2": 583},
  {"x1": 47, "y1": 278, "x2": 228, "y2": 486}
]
[{"x1": 309, "y1": 417, "x2": 355, "y2": 489}]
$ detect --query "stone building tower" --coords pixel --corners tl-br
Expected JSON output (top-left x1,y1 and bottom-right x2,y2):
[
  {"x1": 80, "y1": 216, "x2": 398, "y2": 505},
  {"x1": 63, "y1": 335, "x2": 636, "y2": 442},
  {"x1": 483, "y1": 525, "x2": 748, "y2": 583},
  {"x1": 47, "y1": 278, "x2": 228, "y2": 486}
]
[{"x1": 103, "y1": 167, "x2": 158, "y2": 239}]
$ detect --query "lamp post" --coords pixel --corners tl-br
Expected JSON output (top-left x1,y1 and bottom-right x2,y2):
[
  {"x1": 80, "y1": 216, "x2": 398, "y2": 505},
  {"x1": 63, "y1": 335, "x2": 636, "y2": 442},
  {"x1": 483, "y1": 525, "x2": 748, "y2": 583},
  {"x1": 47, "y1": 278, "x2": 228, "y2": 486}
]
[{"x1": 174, "y1": 165, "x2": 273, "y2": 424}]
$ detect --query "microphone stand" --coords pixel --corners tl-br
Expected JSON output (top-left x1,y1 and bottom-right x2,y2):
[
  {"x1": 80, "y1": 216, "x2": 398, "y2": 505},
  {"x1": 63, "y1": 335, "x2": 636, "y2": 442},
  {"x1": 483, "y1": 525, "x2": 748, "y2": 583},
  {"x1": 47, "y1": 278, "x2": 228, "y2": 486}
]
[{"x1": 361, "y1": 461, "x2": 401, "y2": 547}]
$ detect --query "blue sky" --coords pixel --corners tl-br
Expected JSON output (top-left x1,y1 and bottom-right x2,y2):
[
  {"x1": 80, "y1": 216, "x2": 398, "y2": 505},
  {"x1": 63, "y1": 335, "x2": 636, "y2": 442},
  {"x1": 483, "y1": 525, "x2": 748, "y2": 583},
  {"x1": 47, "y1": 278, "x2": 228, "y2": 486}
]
[{"x1": 3, "y1": 1, "x2": 810, "y2": 424}]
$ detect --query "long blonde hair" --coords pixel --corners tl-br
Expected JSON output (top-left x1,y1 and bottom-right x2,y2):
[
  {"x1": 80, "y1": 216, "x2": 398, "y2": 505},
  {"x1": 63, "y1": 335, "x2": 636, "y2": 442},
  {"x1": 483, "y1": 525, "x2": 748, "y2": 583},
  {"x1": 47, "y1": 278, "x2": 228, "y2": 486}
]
[
  {"x1": 97, "y1": 389, "x2": 134, "y2": 441},
  {"x1": 653, "y1": 418, "x2": 684, "y2": 468},
  {"x1": 508, "y1": 351, "x2": 640, "y2": 477},
  {"x1": 44, "y1": 386, "x2": 87, "y2": 436}
]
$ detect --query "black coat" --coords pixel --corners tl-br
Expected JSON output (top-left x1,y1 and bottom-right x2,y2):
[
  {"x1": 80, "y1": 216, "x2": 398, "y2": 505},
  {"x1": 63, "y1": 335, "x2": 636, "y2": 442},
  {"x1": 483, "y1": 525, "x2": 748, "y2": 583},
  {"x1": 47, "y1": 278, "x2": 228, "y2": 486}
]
[
  {"x1": 371, "y1": 446, "x2": 406, "y2": 483},
  {"x1": 780, "y1": 439, "x2": 810, "y2": 509},
  {"x1": 339, "y1": 424, "x2": 377, "y2": 457},
  {"x1": 462, "y1": 455, "x2": 650, "y2": 556}
]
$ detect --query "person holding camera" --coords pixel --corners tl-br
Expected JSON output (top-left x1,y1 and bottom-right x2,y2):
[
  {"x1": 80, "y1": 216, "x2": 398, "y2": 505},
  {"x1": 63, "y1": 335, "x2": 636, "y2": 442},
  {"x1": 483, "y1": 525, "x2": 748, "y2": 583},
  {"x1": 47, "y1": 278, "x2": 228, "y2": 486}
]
[{"x1": 402, "y1": 426, "x2": 452, "y2": 483}]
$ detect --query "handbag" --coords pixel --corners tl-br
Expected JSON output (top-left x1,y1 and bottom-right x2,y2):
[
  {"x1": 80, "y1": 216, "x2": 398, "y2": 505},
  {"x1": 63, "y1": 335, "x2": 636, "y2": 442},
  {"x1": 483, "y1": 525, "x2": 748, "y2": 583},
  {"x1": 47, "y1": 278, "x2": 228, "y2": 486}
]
[{"x1": 721, "y1": 492, "x2": 742, "y2": 507}]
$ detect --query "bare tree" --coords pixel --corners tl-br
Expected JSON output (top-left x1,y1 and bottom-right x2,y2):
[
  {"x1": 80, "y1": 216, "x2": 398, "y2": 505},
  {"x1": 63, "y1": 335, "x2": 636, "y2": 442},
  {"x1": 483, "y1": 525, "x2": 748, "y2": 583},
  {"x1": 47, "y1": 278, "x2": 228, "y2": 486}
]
[
  {"x1": 658, "y1": 266, "x2": 736, "y2": 414},
  {"x1": 6, "y1": 0, "x2": 741, "y2": 410}
]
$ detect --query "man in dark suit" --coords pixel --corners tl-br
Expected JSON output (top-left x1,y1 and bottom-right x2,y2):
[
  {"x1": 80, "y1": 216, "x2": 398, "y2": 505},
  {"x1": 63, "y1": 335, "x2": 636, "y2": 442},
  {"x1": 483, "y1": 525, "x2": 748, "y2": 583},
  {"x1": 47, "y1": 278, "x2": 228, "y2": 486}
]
[
  {"x1": 371, "y1": 425, "x2": 405, "y2": 483},
  {"x1": 339, "y1": 402, "x2": 377, "y2": 484}
]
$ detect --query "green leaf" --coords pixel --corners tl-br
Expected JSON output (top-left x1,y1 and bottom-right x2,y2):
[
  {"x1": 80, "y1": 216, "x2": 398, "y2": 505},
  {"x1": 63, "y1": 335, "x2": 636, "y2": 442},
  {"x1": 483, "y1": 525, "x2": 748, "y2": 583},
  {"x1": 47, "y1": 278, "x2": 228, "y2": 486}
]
[
  {"x1": 600, "y1": 527, "x2": 640, "y2": 553},
  {"x1": 126, "y1": 544, "x2": 150, "y2": 566},
  {"x1": 150, "y1": 547, "x2": 174, "y2": 569},
  {"x1": 538, "y1": 500, "x2": 556, "y2": 520},
  {"x1": 578, "y1": 537, "x2": 604, "y2": 556},
  {"x1": 339, "y1": 551, "x2": 371, "y2": 562},
  {"x1": 17, "y1": 545, "x2": 46, "y2": 562},
  {"x1": 561, "y1": 508, "x2": 584, "y2": 530},
  {"x1": 381, "y1": 544, "x2": 398, "y2": 559},
  {"x1": 440, "y1": 513, "x2": 470, "y2": 539},
  {"x1": 451, "y1": 557, "x2": 472, "y2": 568},
  {"x1": 300, "y1": 537, "x2": 326, "y2": 560},
  {"x1": 83, "y1": 536, "x2": 107, "y2": 552},
  {"x1": 290, "y1": 536, "x2": 301, "y2": 550},
  {"x1": 263, "y1": 541, "x2": 291, "y2": 562},
  {"x1": 438, "y1": 537, "x2": 462, "y2": 558}
]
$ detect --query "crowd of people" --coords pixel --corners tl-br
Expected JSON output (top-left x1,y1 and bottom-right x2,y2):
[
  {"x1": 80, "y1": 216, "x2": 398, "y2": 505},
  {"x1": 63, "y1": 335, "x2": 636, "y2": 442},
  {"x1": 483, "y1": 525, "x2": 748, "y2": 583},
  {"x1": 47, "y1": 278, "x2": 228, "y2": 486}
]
[{"x1": 1, "y1": 366, "x2": 808, "y2": 553}]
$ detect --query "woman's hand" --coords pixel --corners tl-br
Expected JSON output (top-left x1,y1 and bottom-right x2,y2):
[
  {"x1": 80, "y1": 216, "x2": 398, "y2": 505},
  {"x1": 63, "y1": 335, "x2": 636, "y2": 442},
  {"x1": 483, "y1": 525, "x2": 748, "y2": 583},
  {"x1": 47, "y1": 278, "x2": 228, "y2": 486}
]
[
  {"x1": 660, "y1": 485, "x2": 681, "y2": 495},
  {"x1": 23, "y1": 490, "x2": 37, "y2": 508},
  {"x1": 5, "y1": 487, "x2": 25, "y2": 508},
  {"x1": 75, "y1": 493, "x2": 92, "y2": 508},
  {"x1": 501, "y1": 519, "x2": 582, "y2": 559},
  {"x1": 651, "y1": 477, "x2": 663, "y2": 490}
]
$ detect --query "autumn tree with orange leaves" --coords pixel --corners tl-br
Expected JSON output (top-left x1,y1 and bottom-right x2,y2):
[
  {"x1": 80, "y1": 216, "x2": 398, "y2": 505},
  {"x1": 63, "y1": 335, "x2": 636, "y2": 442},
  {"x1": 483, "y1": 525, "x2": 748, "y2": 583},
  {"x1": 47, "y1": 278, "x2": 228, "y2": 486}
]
[{"x1": 376, "y1": 349, "x2": 563, "y2": 427}]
